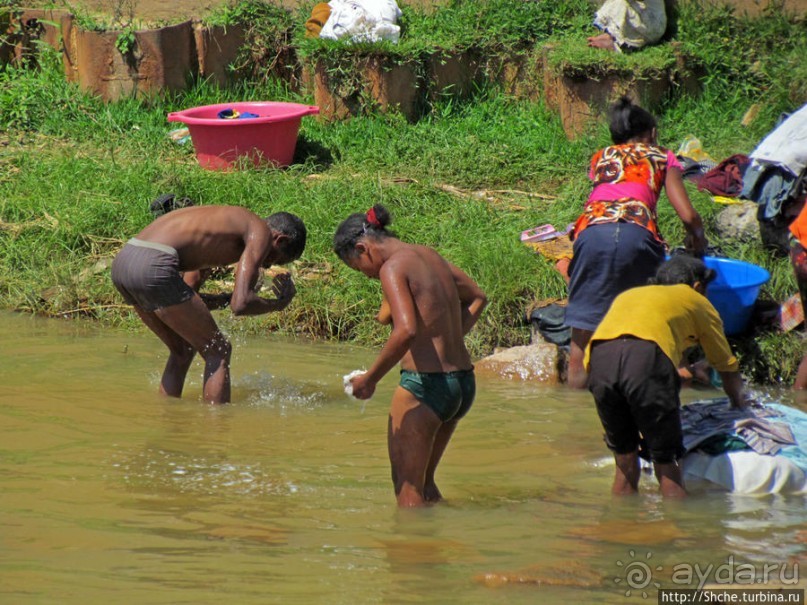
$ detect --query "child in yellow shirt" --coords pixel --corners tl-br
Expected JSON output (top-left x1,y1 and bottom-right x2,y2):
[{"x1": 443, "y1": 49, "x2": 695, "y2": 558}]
[{"x1": 585, "y1": 255, "x2": 750, "y2": 497}]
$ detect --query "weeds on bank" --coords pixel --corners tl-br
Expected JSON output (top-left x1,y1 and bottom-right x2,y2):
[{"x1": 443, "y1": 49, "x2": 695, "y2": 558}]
[
  {"x1": 0, "y1": 52, "x2": 580, "y2": 352},
  {"x1": 1, "y1": 1, "x2": 807, "y2": 379}
]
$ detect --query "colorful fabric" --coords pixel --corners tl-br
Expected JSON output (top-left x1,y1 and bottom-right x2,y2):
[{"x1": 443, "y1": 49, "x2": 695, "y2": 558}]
[
  {"x1": 695, "y1": 154, "x2": 750, "y2": 197},
  {"x1": 779, "y1": 292, "x2": 804, "y2": 332},
  {"x1": 572, "y1": 198, "x2": 662, "y2": 242},
  {"x1": 788, "y1": 200, "x2": 807, "y2": 247},
  {"x1": 524, "y1": 236, "x2": 573, "y2": 261},
  {"x1": 217, "y1": 109, "x2": 259, "y2": 120},
  {"x1": 584, "y1": 284, "x2": 739, "y2": 372},
  {"x1": 588, "y1": 143, "x2": 682, "y2": 211},
  {"x1": 680, "y1": 399, "x2": 796, "y2": 456},
  {"x1": 305, "y1": 2, "x2": 332, "y2": 38}
]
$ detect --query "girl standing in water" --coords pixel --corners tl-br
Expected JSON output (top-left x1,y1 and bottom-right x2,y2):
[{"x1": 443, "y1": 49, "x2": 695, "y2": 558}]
[{"x1": 334, "y1": 205, "x2": 488, "y2": 507}]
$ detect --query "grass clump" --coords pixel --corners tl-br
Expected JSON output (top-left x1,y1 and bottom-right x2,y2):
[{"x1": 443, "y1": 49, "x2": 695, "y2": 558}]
[
  {"x1": 677, "y1": 0, "x2": 807, "y2": 106},
  {"x1": 1, "y1": 0, "x2": 807, "y2": 383},
  {"x1": 543, "y1": 37, "x2": 679, "y2": 80}
]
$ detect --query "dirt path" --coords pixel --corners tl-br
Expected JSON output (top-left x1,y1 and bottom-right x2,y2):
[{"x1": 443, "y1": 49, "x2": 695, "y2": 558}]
[{"x1": 25, "y1": 0, "x2": 295, "y2": 23}]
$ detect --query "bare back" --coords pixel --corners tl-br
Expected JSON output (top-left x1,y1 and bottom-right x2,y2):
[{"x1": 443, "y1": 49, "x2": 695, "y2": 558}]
[
  {"x1": 136, "y1": 205, "x2": 271, "y2": 271},
  {"x1": 381, "y1": 242, "x2": 471, "y2": 373}
]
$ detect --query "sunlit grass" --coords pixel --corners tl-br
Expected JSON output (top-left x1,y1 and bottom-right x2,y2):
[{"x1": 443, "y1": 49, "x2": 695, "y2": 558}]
[{"x1": 1, "y1": 0, "x2": 807, "y2": 382}]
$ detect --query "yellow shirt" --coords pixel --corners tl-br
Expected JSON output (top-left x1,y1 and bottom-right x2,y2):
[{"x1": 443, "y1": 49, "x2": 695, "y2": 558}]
[{"x1": 583, "y1": 284, "x2": 739, "y2": 372}]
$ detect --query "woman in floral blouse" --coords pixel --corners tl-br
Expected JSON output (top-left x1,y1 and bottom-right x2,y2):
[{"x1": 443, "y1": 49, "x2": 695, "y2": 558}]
[{"x1": 565, "y1": 96, "x2": 707, "y2": 388}]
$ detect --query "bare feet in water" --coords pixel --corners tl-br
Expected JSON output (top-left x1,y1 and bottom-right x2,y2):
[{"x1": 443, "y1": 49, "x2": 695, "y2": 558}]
[{"x1": 587, "y1": 32, "x2": 617, "y2": 51}]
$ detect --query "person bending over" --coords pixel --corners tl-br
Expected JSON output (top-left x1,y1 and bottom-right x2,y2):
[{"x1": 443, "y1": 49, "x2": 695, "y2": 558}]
[
  {"x1": 586, "y1": 255, "x2": 750, "y2": 498},
  {"x1": 111, "y1": 205, "x2": 306, "y2": 404}
]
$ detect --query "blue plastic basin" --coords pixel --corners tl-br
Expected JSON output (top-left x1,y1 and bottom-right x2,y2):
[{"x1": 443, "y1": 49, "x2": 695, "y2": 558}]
[{"x1": 703, "y1": 256, "x2": 770, "y2": 335}]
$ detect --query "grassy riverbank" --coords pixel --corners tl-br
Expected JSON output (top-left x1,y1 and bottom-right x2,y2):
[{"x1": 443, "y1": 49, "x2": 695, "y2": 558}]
[{"x1": 1, "y1": 1, "x2": 807, "y2": 383}]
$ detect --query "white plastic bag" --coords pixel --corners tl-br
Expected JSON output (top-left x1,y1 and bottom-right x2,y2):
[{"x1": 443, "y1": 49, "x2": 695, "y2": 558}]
[{"x1": 320, "y1": 0, "x2": 402, "y2": 43}]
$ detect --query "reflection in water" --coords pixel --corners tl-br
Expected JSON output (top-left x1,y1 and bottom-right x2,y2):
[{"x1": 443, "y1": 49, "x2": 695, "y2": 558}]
[
  {"x1": 0, "y1": 312, "x2": 804, "y2": 605},
  {"x1": 112, "y1": 447, "x2": 294, "y2": 497}
]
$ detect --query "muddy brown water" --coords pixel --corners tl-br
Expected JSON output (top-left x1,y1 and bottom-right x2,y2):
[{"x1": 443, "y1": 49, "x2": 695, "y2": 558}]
[{"x1": 0, "y1": 310, "x2": 804, "y2": 604}]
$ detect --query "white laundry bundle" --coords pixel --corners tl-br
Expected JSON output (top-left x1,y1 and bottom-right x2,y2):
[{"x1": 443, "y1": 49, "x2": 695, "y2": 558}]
[
  {"x1": 749, "y1": 102, "x2": 807, "y2": 177},
  {"x1": 343, "y1": 369, "x2": 366, "y2": 399},
  {"x1": 319, "y1": 0, "x2": 402, "y2": 43},
  {"x1": 593, "y1": 0, "x2": 667, "y2": 50}
]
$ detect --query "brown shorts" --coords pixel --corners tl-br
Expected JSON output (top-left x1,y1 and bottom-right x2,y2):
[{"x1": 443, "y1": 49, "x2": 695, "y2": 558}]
[
  {"x1": 111, "y1": 238, "x2": 194, "y2": 312},
  {"x1": 587, "y1": 336, "x2": 684, "y2": 464}
]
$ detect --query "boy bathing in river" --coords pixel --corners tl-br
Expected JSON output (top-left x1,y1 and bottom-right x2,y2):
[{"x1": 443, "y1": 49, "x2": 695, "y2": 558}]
[
  {"x1": 586, "y1": 256, "x2": 751, "y2": 498},
  {"x1": 334, "y1": 205, "x2": 488, "y2": 507},
  {"x1": 111, "y1": 205, "x2": 306, "y2": 404}
]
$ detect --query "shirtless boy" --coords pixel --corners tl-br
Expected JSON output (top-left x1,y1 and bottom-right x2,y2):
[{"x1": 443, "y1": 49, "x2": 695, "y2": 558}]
[
  {"x1": 111, "y1": 205, "x2": 306, "y2": 404},
  {"x1": 333, "y1": 205, "x2": 488, "y2": 507}
]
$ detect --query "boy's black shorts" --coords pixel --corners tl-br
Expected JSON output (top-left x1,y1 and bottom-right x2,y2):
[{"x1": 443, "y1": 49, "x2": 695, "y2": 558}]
[{"x1": 587, "y1": 336, "x2": 684, "y2": 464}]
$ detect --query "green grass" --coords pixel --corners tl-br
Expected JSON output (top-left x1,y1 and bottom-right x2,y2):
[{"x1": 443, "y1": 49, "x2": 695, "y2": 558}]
[{"x1": 2, "y1": 0, "x2": 807, "y2": 384}]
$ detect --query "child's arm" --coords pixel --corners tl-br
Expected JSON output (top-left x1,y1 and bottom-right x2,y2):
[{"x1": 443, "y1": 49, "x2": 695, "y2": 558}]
[
  {"x1": 449, "y1": 263, "x2": 488, "y2": 334},
  {"x1": 697, "y1": 297, "x2": 751, "y2": 407},
  {"x1": 665, "y1": 167, "x2": 707, "y2": 256},
  {"x1": 719, "y1": 371, "x2": 751, "y2": 409},
  {"x1": 351, "y1": 264, "x2": 416, "y2": 399},
  {"x1": 184, "y1": 268, "x2": 232, "y2": 310},
  {"x1": 376, "y1": 294, "x2": 392, "y2": 325},
  {"x1": 182, "y1": 269, "x2": 207, "y2": 291}
]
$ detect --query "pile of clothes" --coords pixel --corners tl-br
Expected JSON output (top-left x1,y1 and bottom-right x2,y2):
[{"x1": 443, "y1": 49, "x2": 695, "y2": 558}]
[
  {"x1": 678, "y1": 103, "x2": 807, "y2": 223},
  {"x1": 678, "y1": 398, "x2": 807, "y2": 494},
  {"x1": 305, "y1": 0, "x2": 402, "y2": 43},
  {"x1": 593, "y1": 0, "x2": 668, "y2": 51}
]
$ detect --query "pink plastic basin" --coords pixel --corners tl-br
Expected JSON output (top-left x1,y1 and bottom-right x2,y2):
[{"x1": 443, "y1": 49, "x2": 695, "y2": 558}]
[{"x1": 167, "y1": 102, "x2": 320, "y2": 171}]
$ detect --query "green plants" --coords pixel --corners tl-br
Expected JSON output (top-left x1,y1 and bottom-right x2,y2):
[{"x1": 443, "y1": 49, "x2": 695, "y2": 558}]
[
  {"x1": 204, "y1": 0, "x2": 301, "y2": 87},
  {"x1": 541, "y1": 37, "x2": 683, "y2": 137},
  {"x1": 0, "y1": 1, "x2": 23, "y2": 66},
  {"x1": 676, "y1": 0, "x2": 807, "y2": 108},
  {"x1": 66, "y1": 4, "x2": 197, "y2": 101},
  {"x1": 2, "y1": 0, "x2": 807, "y2": 382},
  {"x1": 114, "y1": 23, "x2": 136, "y2": 56},
  {"x1": 295, "y1": 0, "x2": 594, "y2": 121}
]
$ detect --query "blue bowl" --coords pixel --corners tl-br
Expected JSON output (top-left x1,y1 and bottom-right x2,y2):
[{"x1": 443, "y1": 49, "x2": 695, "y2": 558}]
[{"x1": 703, "y1": 256, "x2": 770, "y2": 335}]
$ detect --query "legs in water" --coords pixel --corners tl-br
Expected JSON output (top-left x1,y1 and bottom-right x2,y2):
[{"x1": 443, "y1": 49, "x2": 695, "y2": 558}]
[
  {"x1": 568, "y1": 327, "x2": 593, "y2": 389},
  {"x1": 135, "y1": 293, "x2": 233, "y2": 403},
  {"x1": 387, "y1": 386, "x2": 451, "y2": 507},
  {"x1": 612, "y1": 451, "x2": 687, "y2": 497},
  {"x1": 654, "y1": 461, "x2": 687, "y2": 498},
  {"x1": 424, "y1": 419, "x2": 459, "y2": 502},
  {"x1": 612, "y1": 451, "x2": 640, "y2": 495}
]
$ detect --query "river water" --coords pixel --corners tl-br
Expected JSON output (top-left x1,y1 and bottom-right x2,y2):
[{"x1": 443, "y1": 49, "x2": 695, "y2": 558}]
[{"x1": 0, "y1": 311, "x2": 804, "y2": 604}]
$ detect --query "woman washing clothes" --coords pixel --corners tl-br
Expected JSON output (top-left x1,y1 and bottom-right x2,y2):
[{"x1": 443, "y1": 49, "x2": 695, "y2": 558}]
[{"x1": 565, "y1": 96, "x2": 707, "y2": 388}]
